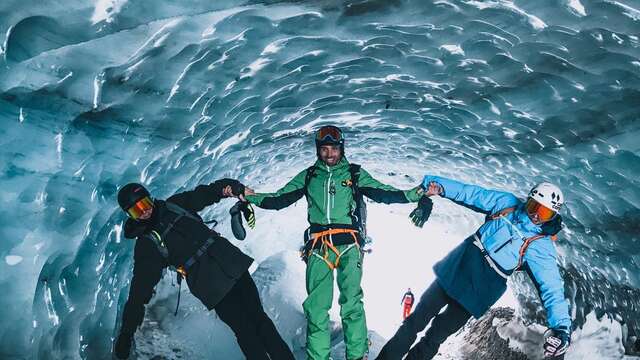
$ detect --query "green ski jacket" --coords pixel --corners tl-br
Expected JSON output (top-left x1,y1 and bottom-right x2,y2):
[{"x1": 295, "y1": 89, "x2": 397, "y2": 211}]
[{"x1": 246, "y1": 157, "x2": 422, "y2": 226}]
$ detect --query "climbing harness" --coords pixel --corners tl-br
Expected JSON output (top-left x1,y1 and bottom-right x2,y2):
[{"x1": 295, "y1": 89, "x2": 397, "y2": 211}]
[{"x1": 302, "y1": 228, "x2": 360, "y2": 270}]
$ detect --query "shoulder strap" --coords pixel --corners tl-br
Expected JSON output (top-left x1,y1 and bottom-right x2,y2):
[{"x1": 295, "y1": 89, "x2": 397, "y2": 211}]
[
  {"x1": 304, "y1": 165, "x2": 317, "y2": 196},
  {"x1": 145, "y1": 230, "x2": 169, "y2": 260},
  {"x1": 348, "y1": 164, "x2": 361, "y2": 190},
  {"x1": 165, "y1": 201, "x2": 202, "y2": 222},
  {"x1": 348, "y1": 164, "x2": 366, "y2": 240},
  {"x1": 159, "y1": 201, "x2": 204, "y2": 240},
  {"x1": 516, "y1": 233, "x2": 558, "y2": 270}
]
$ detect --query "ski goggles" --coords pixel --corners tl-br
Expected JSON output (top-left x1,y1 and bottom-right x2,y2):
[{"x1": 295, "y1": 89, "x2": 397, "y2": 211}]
[
  {"x1": 315, "y1": 126, "x2": 343, "y2": 143},
  {"x1": 525, "y1": 198, "x2": 556, "y2": 223},
  {"x1": 127, "y1": 196, "x2": 154, "y2": 220}
]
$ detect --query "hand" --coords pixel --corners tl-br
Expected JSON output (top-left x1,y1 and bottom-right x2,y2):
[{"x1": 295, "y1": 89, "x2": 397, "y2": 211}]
[
  {"x1": 543, "y1": 328, "x2": 570, "y2": 358},
  {"x1": 218, "y1": 179, "x2": 245, "y2": 197},
  {"x1": 239, "y1": 186, "x2": 255, "y2": 202},
  {"x1": 425, "y1": 181, "x2": 443, "y2": 197},
  {"x1": 222, "y1": 185, "x2": 234, "y2": 198},
  {"x1": 409, "y1": 196, "x2": 434, "y2": 228},
  {"x1": 114, "y1": 332, "x2": 133, "y2": 359}
]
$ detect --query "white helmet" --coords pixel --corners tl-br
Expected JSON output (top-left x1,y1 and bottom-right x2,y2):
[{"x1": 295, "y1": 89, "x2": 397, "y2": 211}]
[{"x1": 528, "y1": 182, "x2": 564, "y2": 212}]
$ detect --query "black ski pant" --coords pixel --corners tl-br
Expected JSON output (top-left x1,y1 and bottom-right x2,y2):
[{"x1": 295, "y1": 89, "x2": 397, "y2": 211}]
[
  {"x1": 376, "y1": 281, "x2": 471, "y2": 360},
  {"x1": 215, "y1": 271, "x2": 295, "y2": 360}
]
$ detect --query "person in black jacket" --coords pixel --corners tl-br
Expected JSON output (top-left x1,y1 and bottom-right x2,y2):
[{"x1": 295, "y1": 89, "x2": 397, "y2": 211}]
[{"x1": 113, "y1": 180, "x2": 295, "y2": 360}]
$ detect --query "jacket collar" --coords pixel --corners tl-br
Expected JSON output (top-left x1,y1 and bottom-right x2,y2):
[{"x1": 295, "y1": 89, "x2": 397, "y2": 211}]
[
  {"x1": 123, "y1": 199, "x2": 162, "y2": 238},
  {"x1": 313, "y1": 156, "x2": 349, "y2": 172}
]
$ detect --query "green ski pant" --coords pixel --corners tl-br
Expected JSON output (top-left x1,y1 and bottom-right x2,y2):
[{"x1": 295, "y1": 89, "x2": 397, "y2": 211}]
[{"x1": 303, "y1": 244, "x2": 368, "y2": 360}]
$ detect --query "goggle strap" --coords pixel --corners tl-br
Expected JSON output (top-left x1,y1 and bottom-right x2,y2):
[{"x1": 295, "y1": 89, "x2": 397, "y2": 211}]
[{"x1": 316, "y1": 127, "x2": 342, "y2": 142}]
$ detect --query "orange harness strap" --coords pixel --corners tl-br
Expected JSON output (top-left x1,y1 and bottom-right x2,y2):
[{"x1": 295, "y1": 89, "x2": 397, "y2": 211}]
[
  {"x1": 308, "y1": 228, "x2": 360, "y2": 270},
  {"x1": 516, "y1": 234, "x2": 558, "y2": 270}
]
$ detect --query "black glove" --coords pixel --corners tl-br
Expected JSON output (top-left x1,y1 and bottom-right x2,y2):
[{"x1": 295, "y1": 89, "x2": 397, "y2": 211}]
[
  {"x1": 114, "y1": 332, "x2": 133, "y2": 359},
  {"x1": 230, "y1": 201, "x2": 255, "y2": 240},
  {"x1": 217, "y1": 178, "x2": 245, "y2": 197},
  {"x1": 543, "y1": 327, "x2": 570, "y2": 358},
  {"x1": 230, "y1": 201, "x2": 247, "y2": 240},
  {"x1": 409, "y1": 196, "x2": 433, "y2": 228}
]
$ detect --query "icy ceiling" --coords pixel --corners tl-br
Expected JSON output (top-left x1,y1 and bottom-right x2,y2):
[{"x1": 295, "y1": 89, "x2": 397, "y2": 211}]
[{"x1": 0, "y1": 0, "x2": 639, "y2": 358}]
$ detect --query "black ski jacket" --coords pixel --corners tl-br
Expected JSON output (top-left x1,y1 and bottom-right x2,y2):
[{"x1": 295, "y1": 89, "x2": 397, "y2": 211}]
[{"x1": 119, "y1": 180, "x2": 253, "y2": 335}]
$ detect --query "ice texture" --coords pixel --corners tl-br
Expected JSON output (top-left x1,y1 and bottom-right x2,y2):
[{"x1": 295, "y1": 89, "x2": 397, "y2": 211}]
[{"x1": 1, "y1": 0, "x2": 639, "y2": 358}]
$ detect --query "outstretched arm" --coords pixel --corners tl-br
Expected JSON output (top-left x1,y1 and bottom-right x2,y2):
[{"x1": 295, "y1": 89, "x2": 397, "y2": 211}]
[
  {"x1": 115, "y1": 241, "x2": 164, "y2": 358},
  {"x1": 421, "y1": 175, "x2": 519, "y2": 214},
  {"x1": 119, "y1": 242, "x2": 164, "y2": 335},
  {"x1": 523, "y1": 241, "x2": 572, "y2": 331},
  {"x1": 245, "y1": 170, "x2": 307, "y2": 210},
  {"x1": 167, "y1": 178, "x2": 243, "y2": 213},
  {"x1": 359, "y1": 168, "x2": 423, "y2": 204}
]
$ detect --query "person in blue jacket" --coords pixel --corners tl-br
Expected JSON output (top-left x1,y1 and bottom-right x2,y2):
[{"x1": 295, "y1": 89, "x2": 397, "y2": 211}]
[{"x1": 377, "y1": 177, "x2": 572, "y2": 360}]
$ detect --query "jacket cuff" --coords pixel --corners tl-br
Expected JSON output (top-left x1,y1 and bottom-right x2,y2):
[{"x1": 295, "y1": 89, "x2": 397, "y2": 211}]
[
  {"x1": 550, "y1": 319, "x2": 572, "y2": 332},
  {"x1": 245, "y1": 194, "x2": 260, "y2": 205},
  {"x1": 421, "y1": 175, "x2": 464, "y2": 200},
  {"x1": 404, "y1": 187, "x2": 423, "y2": 202}
]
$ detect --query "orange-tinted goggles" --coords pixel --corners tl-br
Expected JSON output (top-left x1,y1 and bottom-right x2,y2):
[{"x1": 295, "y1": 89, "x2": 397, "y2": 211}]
[
  {"x1": 316, "y1": 126, "x2": 343, "y2": 142},
  {"x1": 525, "y1": 198, "x2": 556, "y2": 223},
  {"x1": 127, "y1": 197, "x2": 154, "y2": 220}
]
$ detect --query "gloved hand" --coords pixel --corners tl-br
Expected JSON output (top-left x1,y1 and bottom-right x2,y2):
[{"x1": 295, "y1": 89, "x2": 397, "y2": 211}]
[
  {"x1": 409, "y1": 196, "x2": 433, "y2": 228},
  {"x1": 543, "y1": 327, "x2": 570, "y2": 358},
  {"x1": 230, "y1": 201, "x2": 256, "y2": 240},
  {"x1": 114, "y1": 332, "x2": 133, "y2": 359},
  {"x1": 217, "y1": 179, "x2": 245, "y2": 197},
  {"x1": 241, "y1": 202, "x2": 256, "y2": 229},
  {"x1": 230, "y1": 201, "x2": 247, "y2": 240}
]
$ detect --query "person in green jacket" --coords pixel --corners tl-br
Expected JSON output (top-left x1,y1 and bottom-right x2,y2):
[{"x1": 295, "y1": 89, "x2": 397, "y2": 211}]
[{"x1": 244, "y1": 125, "x2": 425, "y2": 360}]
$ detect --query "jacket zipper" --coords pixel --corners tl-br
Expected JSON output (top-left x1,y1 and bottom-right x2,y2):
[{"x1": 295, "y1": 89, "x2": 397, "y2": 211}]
[
  {"x1": 492, "y1": 213, "x2": 524, "y2": 253},
  {"x1": 326, "y1": 164, "x2": 332, "y2": 223}
]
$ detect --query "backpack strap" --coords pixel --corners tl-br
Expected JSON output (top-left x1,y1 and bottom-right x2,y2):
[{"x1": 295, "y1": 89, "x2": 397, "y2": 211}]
[
  {"x1": 348, "y1": 164, "x2": 361, "y2": 194},
  {"x1": 144, "y1": 230, "x2": 169, "y2": 260},
  {"x1": 516, "y1": 234, "x2": 546, "y2": 270},
  {"x1": 303, "y1": 165, "x2": 317, "y2": 196},
  {"x1": 348, "y1": 164, "x2": 366, "y2": 240},
  {"x1": 165, "y1": 201, "x2": 203, "y2": 222},
  {"x1": 160, "y1": 202, "x2": 203, "y2": 239}
]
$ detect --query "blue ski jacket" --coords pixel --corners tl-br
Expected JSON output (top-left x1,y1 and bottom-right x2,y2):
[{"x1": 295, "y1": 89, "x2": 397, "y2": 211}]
[{"x1": 422, "y1": 175, "x2": 571, "y2": 330}]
